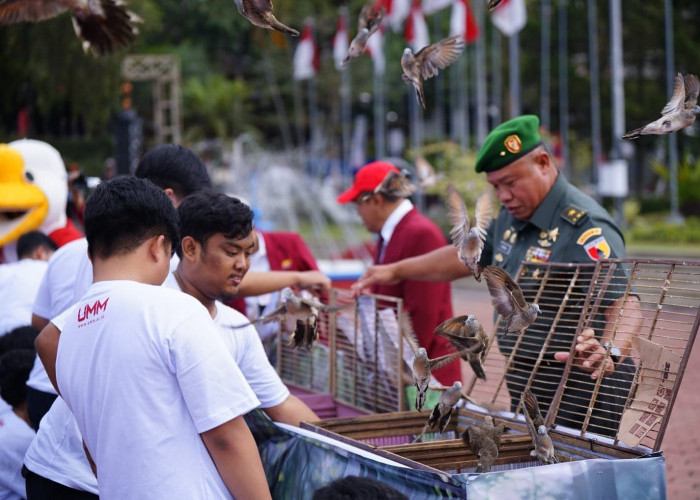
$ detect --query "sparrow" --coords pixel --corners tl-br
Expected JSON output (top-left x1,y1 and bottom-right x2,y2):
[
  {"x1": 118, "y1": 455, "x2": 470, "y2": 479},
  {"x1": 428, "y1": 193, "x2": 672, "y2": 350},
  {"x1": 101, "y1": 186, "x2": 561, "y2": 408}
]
[
  {"x1": 445, "y1": 185, "x2": 493, "y2": 281},
  {"x1": 373, "y1": 169, "x2": 416, "y2": 199},
  {"x1": 343, "y1": 1, "x2": 385, "y2": 66},
  {"x1": 623, "y1": 72, "x2": 700, "y2": 139},
  {"x1": 235, "y1": 288, "x2": 344, "y2": 349},
  {"x1": 427, "y1": 381, "x2": 463, "y2": 433},
  {"x1": 414, "y1": 154, "x2": 444, "y2": 189},
  {"x1": 233, "y1": 0, "x2": 299, "y2": 37},
  {"x1": 482, "y1": 265, "x2": 541, "y2": 336},
  {"x1": 521, "y1": 388, "x2": 558, "y2": 465},
  {"x1": 433, "y1": 315, "x2": 487, "y2": 381},
  {"x1": 463, "y1": 415, "x2": 506, "y2": 473},
  {"x1": 0, "y1": 0, "x2": 139, "y2": 55},
  {"x1": 487, "y1": 0, "x2": 504, "y2": 11},
  {"x1": 401, "y1": 313, "x2": 464, "y2": 411},
  {"x1": 401, "y1": 35, "x2": 465, "y2": 109}
]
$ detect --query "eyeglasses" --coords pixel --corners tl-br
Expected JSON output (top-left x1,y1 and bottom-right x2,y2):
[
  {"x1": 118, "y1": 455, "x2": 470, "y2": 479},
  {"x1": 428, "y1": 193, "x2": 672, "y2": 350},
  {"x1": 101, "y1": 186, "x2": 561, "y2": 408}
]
[{"x1": 354, "y1": 192, "x2": 374, "y2": 205}]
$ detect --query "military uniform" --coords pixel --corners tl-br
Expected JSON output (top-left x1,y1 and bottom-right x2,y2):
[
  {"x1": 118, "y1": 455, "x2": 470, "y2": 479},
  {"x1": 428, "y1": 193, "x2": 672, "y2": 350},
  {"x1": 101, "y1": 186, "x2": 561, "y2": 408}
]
[{"x1": 475, "y1": 115, "x2": 634, "y2": 437}]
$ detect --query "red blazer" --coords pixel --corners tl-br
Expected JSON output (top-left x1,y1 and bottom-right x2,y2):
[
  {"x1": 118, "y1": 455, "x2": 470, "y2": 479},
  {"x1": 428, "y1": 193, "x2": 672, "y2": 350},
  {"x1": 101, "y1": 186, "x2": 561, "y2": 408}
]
[
  {"x1": 372, "y1": 208, "x2": 460, "y2": 385},
  {"x1": 228, "y1": 231, "x2": 320, "y2": 315}
]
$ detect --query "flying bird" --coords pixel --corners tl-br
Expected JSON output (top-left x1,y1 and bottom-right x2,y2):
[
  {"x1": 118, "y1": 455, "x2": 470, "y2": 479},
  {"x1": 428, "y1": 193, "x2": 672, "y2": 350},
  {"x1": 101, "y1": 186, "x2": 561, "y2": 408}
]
[
  {"x1": 433, "y1": 315, "x2": 487, "y2": 381},
  {"x1": 343, "y1": 1, "x2": 385, "y2": 66},
  {"x1": 400, "y1": 313, "x2": 464, "y2": 411},
  {"x1": 521, "y1": 388, "x2": 558, "y2": 465},
  {"x1": 445, "y1": 185, "x2": 493, "y2": 281},
  {"x1": 0, "y1": 0, "x2": 139, "y2": 55},
  {"x1": 233, "y1": 0, "x2": 299, "y2": 37},
  {"x1": 234, "y1": 288, "x2": 344, "y2": 349},
  {"x1": 482, "y1": 265, "x2": 541, "y2": 336},
  {"x1": 401, "y1": 35, "x2": 465, "y2": 109},
  {"x1": 427, "y1": 381, "x2": 464, "y2": 433},
  {"x1": 487, "y1": 0, "x2": 504, "y2": 11},
  {"x1": 463, "y1": 415, "x2": 506, "y2": 473},
  {"x1": 373, "y1": 169, "x2": 416, "y2": 199},
  {"x1": 623, "y1": 72, "x2": 700, "y2": 139},
  {"x1": 414, "y1": 155, "x2": 444, "y2": 189}
]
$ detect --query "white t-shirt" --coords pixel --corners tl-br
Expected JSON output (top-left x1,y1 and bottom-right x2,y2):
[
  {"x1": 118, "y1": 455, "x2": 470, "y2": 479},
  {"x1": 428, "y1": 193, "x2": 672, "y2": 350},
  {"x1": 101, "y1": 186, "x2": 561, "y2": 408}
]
[
  {"x1": 27, "y1": 238, "x2": 90, "y2": 394},
  {"x1": 163, "y1": 273, "x2": 289, "y2": 408},
  {"x1": 56, "y1": 280, "x2": 259, "y2": 500},
  {"x1": 0, "y1": 259, "x2": 48, "y2": 336},
  {"x1": 0, "y1": 409, "x2": 35, "y2": 500}
]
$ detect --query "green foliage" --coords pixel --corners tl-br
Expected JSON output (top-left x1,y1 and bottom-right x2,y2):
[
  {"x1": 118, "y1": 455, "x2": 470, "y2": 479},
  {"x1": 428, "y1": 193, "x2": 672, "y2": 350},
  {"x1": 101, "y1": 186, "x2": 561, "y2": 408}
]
[
  {"x1": 651, "y1": 155, "x2": 700, "y2": 214},
  {"x1": 627, "y1": 215, "x2": 700, "y2": 244}
]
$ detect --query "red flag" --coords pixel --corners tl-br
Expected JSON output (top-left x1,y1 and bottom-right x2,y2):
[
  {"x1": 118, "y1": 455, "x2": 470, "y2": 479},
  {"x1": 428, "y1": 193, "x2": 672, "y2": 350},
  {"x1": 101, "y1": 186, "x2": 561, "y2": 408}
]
[
  {"x1": 450, "y1": 0, "x2": 480, "y2": 43},
  {"x1": 293, "y1": 22, "x2": 319, "y2": 80},
  {"x1": 333, "y1": 12, "x2": 349, "y2": 70},
  {"x1": 378, "y1": 0, "x2": 411, "y2": 33},
  {"x1": 491, "y1": 0, "x2": 527, "y2": 37},
  {"x1": 404, "y1": 1, "x2": 429, "y2": 51}
]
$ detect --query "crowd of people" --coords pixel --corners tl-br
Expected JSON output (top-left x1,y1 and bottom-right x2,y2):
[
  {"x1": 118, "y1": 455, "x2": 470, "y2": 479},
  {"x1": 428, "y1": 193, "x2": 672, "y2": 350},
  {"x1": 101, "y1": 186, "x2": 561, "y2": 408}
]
[{"x1": 0, "y1": 114, "x2": 640, "y2": 499}]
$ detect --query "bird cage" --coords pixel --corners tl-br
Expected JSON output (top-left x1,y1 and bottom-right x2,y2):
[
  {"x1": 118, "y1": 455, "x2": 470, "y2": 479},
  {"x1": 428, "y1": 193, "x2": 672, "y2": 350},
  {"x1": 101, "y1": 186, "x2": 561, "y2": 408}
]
[
  {"x1": 276, "y1": 288, "x2": 407, "y2": 415},
  {"x1": 298, "y1": 258, "x2": 696, "y2": 497}
]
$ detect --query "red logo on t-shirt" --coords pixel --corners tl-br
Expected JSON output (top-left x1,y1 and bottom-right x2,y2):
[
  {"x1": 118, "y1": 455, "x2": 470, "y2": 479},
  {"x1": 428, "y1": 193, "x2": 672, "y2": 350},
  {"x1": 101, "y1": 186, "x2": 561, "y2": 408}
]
[{"x1": 78, "y1": 298, "x2": 110, "y2": 322}]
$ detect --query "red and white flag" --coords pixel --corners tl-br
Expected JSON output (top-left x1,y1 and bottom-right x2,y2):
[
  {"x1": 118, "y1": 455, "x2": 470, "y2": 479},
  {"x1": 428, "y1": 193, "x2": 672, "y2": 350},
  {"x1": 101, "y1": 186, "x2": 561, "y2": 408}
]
[
  {"x1": 333, "y1": 12, "x2": 349, "y2": 70},
  {"x1": 404, "y1": 1, "x2": 429, "y2": 52},
  {"x1": 293, "y1": 22, "x2": 319, "y2": 80},
  {"x1": 366, "y1": 25, "x2": 386, "y2": 75},
  {"x1": 491, "y1": 0, "x2": 527, "y2": 37},
  {"x1": 450, "y1": 0, "x2": 480, "y2": 43},
  {"x1": 422, "y1": 0, "x2": 452, "y2": 15},
  {"x1": 377, "y1": 0, "x2": 411, "y2": 33}
]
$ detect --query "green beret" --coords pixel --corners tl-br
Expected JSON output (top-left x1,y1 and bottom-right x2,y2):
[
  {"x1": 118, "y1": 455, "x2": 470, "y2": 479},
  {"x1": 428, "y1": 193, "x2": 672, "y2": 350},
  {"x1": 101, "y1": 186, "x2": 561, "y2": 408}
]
[{"x1": 475, "y1": 115, "x2": 542, "y2": 173}]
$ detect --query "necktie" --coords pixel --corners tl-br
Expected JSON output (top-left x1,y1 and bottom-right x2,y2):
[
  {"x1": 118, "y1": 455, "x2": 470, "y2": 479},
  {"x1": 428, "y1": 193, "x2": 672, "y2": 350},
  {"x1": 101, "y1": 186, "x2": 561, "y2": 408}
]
[{"x1": 375, "y1": 235, "x2": 384, "y2": 264}]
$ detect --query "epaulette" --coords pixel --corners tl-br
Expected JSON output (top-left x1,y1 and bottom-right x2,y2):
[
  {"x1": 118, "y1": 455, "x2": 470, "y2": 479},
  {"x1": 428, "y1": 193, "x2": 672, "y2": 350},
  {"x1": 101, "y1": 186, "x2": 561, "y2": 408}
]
[{"x1": 560, "y1": 204, "x2": 588, "y2": 226}]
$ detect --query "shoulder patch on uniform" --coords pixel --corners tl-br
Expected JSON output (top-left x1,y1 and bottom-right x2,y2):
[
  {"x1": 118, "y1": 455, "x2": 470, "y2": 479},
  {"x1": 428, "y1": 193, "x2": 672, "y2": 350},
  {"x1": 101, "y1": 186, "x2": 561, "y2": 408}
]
[{"x1": 560, "y1": 205, "x2": 588, "y2": 226}]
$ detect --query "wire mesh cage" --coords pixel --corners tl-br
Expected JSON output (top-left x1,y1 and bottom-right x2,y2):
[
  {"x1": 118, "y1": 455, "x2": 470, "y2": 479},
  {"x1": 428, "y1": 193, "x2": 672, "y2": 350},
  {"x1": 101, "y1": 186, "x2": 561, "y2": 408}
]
[{"x1": 276, "y1": 288, "x2": 407, "y2": 414}]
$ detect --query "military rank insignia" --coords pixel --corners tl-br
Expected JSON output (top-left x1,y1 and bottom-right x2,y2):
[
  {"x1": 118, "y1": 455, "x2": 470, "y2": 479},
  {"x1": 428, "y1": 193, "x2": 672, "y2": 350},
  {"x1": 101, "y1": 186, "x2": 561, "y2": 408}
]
[
  {"x1": 577, "y1": 227, "x2": 611, "y2": 261},
  {"x1": 561, "y1": 205, "x2": 587, "y2": 226}
]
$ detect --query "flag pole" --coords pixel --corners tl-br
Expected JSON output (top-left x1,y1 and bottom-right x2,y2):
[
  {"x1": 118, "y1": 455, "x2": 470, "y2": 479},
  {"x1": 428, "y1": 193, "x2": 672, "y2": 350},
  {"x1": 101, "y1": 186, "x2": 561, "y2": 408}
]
[
  {"x1": 508, "y1": 32, "x2": 520, "y2": 118},
  {"x1": 587, "y1": 0, "x2": 601, "y2": 189},
  {"x1": 473, "y1": 0, "x2": 488, "y2": 145},
  {"x1": 338, "y1": 6, "x2": 352, "y2": 171},
  {"x1": 557, "y1": 0, "x2": 569, "y2": 173},
  {"x1": 540, "y1": 0, "x2": 552, "y2": 131},
  {"x1": 432, "y1": 10, "x2": 445, "y2": 141},
  {"x1": 373, "y1": 68, "x2": 386, "y2": 159},
  {"x1": 609, "y1": 0, "x2": 626, "y2": 227},
  {"x1": 490, "y1": 22, "x2": 502, "y2": 128},
  {"x1": 664, "y1": 0, "x2": 683, "y2": 225}
]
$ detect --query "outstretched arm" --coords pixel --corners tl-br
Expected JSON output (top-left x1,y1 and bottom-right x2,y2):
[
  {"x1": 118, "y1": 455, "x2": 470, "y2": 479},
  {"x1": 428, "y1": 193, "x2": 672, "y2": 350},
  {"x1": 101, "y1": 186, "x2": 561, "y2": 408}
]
[
  {"x1": 238, "y1": 270, "x2": 331, "y2": 296},
  {"x1": 201, "y1": 416, "x2": 272, "y2": 500},
  {"x1": 351, "y1": 245, "x2": 470, "y2": 294},
  {"x1": 263, "y1": 394, "x2": 319, "y2": 427}
]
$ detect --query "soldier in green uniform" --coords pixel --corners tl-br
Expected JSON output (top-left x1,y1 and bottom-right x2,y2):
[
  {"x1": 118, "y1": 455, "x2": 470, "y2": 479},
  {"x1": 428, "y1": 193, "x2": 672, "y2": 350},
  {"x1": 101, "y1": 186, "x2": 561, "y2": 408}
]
[{"x1": 352, "y1": 115, "x2": 641, "y2": 437}]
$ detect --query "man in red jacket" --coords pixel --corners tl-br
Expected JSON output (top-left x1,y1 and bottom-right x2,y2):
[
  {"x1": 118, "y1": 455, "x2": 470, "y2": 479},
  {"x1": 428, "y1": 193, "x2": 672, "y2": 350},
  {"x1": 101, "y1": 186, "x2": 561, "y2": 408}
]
[{"x1": 336, "y1": 161, "x2": 460, "y2": 385}]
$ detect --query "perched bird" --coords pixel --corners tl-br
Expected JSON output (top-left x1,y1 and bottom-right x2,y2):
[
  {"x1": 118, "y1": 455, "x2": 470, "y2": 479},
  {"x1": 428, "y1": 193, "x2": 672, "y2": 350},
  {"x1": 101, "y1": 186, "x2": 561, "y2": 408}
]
[
  {"x1": 623, "y1": 72, "x2": 700, "y2": 139},
  {"x1": 0, "y1": 0, "x2": 139, "y2": 55},
  {"x1": 463, "y1": 415, "x2": 506, "y2": 473},
  {"x1": 401, "y1": 35, "x2": 465, "y2": 109},
  {"x1": 445, "y1": 185, "x2": 493, "y2": 281},
  {"x1": 233, "y1": 0, "x2": 299, "y2": 37},
  {"x1": 433, "y1": 315, "x2": 487, "y2": 381},
  {"x1": 427, "y1": 381, "x2": 464, "y2": 433},
  {"x1": 373, "y1": 169, "x2": 416, "y2": 199},
  {"x1": 235, "y1": 288, "x2": 343, "y2": 349},
  {"x1": 482, "y1": 265, "x2": 541, "y2": 336},
  {"x1": 401, "y1": 313, "x2": 464, "y2": 411},
  {"x1": 343, "y1": 1, "x2": 385, "y2": 66},
  {"x1": 521, "y1": 388, "x2": 558, "y2": 465},
  {"x1": 414, "y1": 155, "x2": 444, "y2": 189},
  {"x1": 487, "y1": 0, "x2": 504, "y2": 11}
]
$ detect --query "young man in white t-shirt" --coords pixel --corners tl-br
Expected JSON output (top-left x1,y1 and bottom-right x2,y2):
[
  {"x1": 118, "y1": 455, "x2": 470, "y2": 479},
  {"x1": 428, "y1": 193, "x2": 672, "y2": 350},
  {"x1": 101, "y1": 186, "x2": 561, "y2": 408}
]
[
  {"x1": 166, "y1": 189, "x2": 319, "y2": 426},
  {"x1": 34, "y1": 177, "x2": 271, "y2": 500}
]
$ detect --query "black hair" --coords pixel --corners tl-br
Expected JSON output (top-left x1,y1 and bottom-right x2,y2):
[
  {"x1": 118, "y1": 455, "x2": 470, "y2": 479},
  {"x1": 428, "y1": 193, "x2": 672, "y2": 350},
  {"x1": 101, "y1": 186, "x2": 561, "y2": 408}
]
[
  {"x1": 0, "y1": 348, "x2": 35, "y2": 407},
  {"x1": 17, "y1": 231, "x2": 58, "y2": 259},
  {"x1": 176, "y1": 190, "x2": 253, "y2": 258},
  {"x1": 135, "y1": 144, "x2": 212, "y2": 199},
  {"x1": 0, "y1": 326, "x2": 38, "y2": 355},
  {"x1": 312, "y1": 476, "x2": 408, "y2": 500},
  {"x1": 84, "y1": 176, "x2": 180, "y2": 260}
]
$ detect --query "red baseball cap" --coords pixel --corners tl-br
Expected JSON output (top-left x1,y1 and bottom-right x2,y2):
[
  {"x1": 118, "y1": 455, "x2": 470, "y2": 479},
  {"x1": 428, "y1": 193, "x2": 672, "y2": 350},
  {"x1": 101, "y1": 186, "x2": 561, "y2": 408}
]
[{"x1": 336, "y1": 161, "x2": 399, "y2": 204}]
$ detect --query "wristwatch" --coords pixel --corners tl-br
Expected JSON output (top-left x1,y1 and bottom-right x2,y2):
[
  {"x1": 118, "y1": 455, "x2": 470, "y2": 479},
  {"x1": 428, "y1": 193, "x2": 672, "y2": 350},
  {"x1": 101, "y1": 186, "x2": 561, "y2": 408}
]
[{"x1": 603, "y1": 341, "x2": 622, "y2": 364}]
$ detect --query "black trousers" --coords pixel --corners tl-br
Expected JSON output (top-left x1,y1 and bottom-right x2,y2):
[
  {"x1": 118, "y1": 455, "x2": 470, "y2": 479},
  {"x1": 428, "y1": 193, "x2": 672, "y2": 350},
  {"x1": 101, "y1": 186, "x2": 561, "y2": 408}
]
[
  {"x1": 26, "y1": 388, "x2": 57, "y2": 431},
  {"x1": 23, "y1": 466, "x2": 99, "y2": 500}
]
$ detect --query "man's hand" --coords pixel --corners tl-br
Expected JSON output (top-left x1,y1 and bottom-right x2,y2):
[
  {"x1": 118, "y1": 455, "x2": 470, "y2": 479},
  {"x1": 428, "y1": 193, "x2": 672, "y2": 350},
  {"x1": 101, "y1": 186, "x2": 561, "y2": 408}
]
[
  {"x1": 554, "y1": 328, "x2": 615, "y2": 380},
  {"x1": 350, "y1": 264, "x2": 400, "y2": 297},
  {"x1": 293, "y1": 270, "x2": 331, "y2": 291}
]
